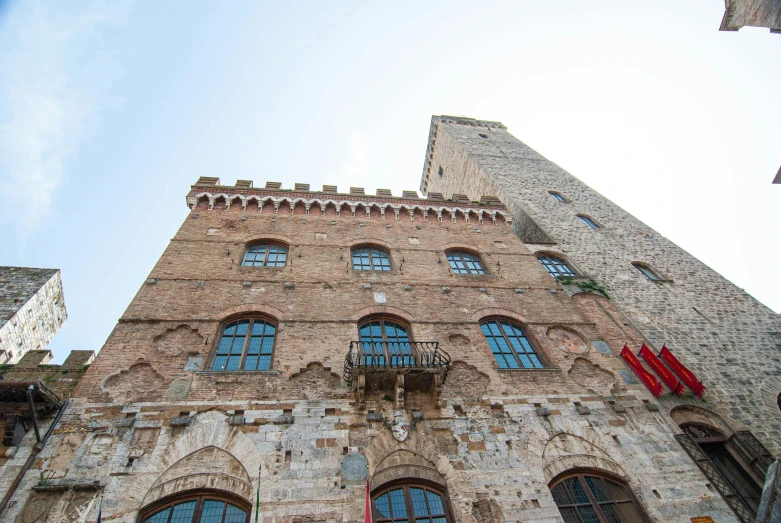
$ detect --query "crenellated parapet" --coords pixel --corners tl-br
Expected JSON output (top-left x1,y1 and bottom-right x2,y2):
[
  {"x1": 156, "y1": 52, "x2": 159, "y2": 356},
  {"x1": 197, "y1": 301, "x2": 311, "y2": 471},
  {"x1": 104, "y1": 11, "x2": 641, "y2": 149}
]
[{"x1": 186, "y1": 177, "x2": 513, "y2": 225}]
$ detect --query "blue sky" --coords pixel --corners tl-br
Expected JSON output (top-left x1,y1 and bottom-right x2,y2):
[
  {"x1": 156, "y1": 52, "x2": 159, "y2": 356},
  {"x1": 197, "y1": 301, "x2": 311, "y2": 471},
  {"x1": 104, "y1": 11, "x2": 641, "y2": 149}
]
[{"x1": 1, "y1": 1, "x2": 779, "y2": 363}]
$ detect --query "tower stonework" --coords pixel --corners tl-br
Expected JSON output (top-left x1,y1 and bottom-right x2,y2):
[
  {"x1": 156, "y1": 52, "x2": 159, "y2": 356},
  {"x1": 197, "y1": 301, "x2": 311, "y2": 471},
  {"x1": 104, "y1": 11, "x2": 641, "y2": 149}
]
[{"x1": 420, "y1": 115, "x2": 781, "y2": 455}]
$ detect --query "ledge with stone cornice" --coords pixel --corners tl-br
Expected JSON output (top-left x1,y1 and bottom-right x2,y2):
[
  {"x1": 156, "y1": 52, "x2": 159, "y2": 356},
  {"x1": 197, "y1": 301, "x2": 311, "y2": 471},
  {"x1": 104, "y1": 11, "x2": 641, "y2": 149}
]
[{"x1": 186, "y1": 178, "x2": 513, "y2": 225}]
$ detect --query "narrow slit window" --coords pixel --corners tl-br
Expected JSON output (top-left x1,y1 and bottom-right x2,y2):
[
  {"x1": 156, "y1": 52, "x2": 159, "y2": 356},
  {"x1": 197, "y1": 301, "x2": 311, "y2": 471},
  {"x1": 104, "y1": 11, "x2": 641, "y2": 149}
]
[
  {"x1": 578, "y1": 215, "x2": 601, "y2": 229},
  {"x1": 633, "y1": 263, "x2": 661, "y2": 281},
  {"x1": 549, "y1": 192, "x2": 567, "y2": 202}
]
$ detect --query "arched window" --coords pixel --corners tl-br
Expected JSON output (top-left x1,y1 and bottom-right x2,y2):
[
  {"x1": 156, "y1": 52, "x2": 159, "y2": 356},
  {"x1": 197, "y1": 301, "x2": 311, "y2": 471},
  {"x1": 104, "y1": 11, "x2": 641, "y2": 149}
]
[
  {"x1": 211, "y1": 318, "x2": 277, "y2": 371},
  {"x1": 445, "y1": 251, "x2": 485, "y2": 275},
  {"x1": 537, "y1": 254, "x2": 577, "y2": 277},
  {"x1": 352, "y1": 246, "x2": 392, "y2": 271},
  {"x1": 577, "y1": 215, "x2": 601, "y2": 229},
  {"x1": 372, "y1": 483, "x2": 452, "y2": 522},
  {"x1": 550, "y1": 472, "x2": 648, "y2": 523},
  {"x1": 632, "y1": 263, "x2": 661, "y2": 281},
  {"x1": 480, "y1": 319, "x2": 543, "y2": 369},
  {"x1": 358, "y1": 317, "x2": 412, "y2": 366},
  {"x1": 241, "y1": 242, "x2": 288, "y2": 267},
  {"x1": 680, "y1": 423, "x2": 763, "y2": 514},
  {"x1": 549, "y1": 191, "x2": 567, "y2": 202},
  {"x1": 141, "y1": 492, "x2": 250, "y2": 523}
]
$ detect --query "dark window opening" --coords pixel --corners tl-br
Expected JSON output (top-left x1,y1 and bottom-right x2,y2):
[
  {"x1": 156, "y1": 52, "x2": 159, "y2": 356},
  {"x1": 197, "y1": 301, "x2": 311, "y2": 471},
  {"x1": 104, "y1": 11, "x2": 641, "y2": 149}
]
[
  {"x1": 681, "y1": 423, "x2": 763, "y2": 514},
  {"x1": 438, "y1": 167, "x2": 444, "y2": 177},
  {"x1": 632, "y1": 263, "x2": 661, "y2": 281},
  {"x1": 550, "y1": 472, "x2": 648, "y2": 523}
]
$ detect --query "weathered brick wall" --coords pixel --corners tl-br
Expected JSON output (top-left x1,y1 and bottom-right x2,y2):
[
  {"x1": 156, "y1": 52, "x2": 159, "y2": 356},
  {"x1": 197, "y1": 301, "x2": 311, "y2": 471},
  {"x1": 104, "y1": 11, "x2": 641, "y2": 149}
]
[
  {"x1": 0, "y1": 268, "x2": 66, "y2": 363},
  {"x1": 421, "y1": 116, "x2": 781, "y2": 458},
  {"x1": 1, "y1": 183, "x2": 738, "y2": 522}
]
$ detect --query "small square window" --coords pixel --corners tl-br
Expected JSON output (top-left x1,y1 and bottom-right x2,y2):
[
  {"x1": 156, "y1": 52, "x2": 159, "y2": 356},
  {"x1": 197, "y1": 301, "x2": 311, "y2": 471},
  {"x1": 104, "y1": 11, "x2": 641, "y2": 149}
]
[{"x1": 438, "y1": 167, "x2": 444, "y2": 177}]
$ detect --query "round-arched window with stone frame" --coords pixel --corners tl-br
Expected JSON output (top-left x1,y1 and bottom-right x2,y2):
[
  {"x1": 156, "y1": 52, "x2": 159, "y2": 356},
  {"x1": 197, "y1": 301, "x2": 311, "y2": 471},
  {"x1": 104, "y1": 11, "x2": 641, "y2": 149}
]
[
  {"x1": 140, "y1": 491, "x2": 251, "y2": 523},
  {"x1": 549, "y1": 470, "x2": 650, "y2": 523},
  {"x1": 372, "y1": 482, "x2": 453, "y2": 522}
]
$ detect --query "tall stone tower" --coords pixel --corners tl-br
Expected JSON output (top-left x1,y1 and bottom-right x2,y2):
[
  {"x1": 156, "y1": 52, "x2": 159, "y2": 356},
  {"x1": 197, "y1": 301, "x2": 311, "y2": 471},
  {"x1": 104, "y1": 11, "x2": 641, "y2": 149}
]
[
  {"x1": 0, "y1": 267, "x2": 66, "y2": 364},
  {"x1": 420, "y1": 115, "x2": 781, "y2": 450}
]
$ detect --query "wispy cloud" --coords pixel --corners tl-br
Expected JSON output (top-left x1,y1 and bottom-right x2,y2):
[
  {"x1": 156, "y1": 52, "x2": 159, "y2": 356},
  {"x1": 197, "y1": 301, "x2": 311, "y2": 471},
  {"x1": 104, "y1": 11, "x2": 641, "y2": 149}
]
[{"x1": 0, "y1": 2, "x2": 129, "y2": 239}]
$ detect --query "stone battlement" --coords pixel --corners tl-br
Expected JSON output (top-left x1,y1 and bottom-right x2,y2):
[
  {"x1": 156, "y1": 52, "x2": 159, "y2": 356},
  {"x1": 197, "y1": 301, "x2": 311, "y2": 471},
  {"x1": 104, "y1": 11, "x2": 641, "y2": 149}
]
[{"x1": 187, "y1": 178, "x2": 512, "y2": 224}]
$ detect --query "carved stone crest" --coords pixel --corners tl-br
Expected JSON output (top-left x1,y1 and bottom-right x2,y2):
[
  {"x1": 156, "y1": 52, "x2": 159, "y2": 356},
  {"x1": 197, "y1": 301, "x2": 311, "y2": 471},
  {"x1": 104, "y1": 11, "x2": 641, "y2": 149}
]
[{"x1": 387, "y1": 410, "x2": 410, "y2": 442}]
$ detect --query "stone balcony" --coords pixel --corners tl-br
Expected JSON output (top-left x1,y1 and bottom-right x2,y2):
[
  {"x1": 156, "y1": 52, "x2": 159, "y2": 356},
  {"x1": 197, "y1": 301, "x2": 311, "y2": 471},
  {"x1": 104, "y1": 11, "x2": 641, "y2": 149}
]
[{"x1": 343, "y1": 341, "x2": 450, "y2": 409}]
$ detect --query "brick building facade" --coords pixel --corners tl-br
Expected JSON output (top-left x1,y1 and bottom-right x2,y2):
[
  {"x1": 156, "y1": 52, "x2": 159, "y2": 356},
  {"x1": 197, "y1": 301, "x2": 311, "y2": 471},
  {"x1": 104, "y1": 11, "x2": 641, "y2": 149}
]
[{"x1": 0, "y1": 117, "x2": 776, "y2": 522}]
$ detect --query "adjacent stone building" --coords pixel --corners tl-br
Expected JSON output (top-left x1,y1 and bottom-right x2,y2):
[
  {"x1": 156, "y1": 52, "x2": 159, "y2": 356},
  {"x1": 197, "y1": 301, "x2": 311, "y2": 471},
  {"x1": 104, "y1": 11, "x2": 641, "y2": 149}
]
[
  {"x1": 719, "y1": 0, "x2": 781, "y2": 33},
  {"x1": 0, "y1": 267, "x2": 66, "y2": 364}
]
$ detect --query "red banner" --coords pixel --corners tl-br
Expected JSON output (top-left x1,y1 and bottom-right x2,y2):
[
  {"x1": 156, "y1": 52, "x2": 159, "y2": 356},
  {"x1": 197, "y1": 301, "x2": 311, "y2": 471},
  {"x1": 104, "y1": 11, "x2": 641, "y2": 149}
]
[
  {"x1": 659, "y1": 346, "x2": 705, "y2": 397},
  {"x1": 620, "y1": 345, "x2": 663, "y2": 398},
  {"x1": 639, "y1": 344, "x2": 684, "y2": 396}
]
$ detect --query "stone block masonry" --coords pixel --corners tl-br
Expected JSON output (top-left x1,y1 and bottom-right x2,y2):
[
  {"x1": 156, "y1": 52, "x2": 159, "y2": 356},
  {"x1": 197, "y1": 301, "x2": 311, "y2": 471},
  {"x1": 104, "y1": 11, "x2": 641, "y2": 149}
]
[
  {"x1": 0, "y1": 267, "x2": 66, "y2": 364},
  {"x1": 422, "y1": 114, "x2": 781, "y2": 461}
]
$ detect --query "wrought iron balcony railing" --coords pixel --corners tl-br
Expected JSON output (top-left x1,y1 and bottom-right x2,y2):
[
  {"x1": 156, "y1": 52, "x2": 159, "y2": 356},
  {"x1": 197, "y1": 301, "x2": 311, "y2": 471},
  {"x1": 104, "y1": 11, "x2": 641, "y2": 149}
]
[{"x1": 343, "y1": 341, "x2": 450, "y2": 386}]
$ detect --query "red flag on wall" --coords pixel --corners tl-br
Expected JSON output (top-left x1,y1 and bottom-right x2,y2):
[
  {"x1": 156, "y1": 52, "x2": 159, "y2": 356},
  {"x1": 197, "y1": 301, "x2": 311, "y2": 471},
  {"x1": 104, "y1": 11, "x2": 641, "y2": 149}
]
[
  {"x1": 639, "y1": 344, "x2": 685, "y2": 396},
  {"x1": 620, "y1": 345, "x2": 663, "y2": 398},
  {"x1": 659, "y1": 346, "x2": 705, "y2": 397},
  {"x1": 365, "y1": 481, "x2": 372, "y2": 523}
]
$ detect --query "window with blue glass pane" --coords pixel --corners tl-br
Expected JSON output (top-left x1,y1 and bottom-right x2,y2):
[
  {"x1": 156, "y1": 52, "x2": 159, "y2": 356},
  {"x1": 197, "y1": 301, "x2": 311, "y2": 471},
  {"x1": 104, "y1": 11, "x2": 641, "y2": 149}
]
[
  {"x1": 577, "y1": 215, "x2": 601, "y2": 229},
  {"x1": 142, "y1": 496, "x2": 248, "y2": 523},
  {"x1": 372, "y1": 484, "x2": 450, "y2": 522},
  {"x1": 446, "y1": 252, "x2": 485, "y2": 275},
  {"x1": 481, "y1": 320, "x2": 543, "y2": 369},
  {"x1": 242, "y1": 243, "x2": 288, "y2": 267},
  {"x1": 632, "y1": 263, "x2": 661, "y2": 281},
  {"x1": 537, "y1": 255, "x2": 576, "y2": 278},
  {"x1": 549, "y1": 191, "x2": 567, "y2": 202},
  {"x1": 352, "y1": 247, "x2": 392, "y2": 271},
  {"x1": 359, "y1": 319, "x2": 412, "y2": 366},
  {"x1": 211, "y1": 319, "x2": 276, "y2": 371}
]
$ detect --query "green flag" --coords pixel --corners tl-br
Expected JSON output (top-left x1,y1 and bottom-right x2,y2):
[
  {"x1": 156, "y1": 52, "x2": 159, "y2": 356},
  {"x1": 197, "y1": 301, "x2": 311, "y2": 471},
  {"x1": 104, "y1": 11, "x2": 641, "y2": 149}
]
[{"x1": 255, "y1": 465, "x2": 261, "y2": 522}]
